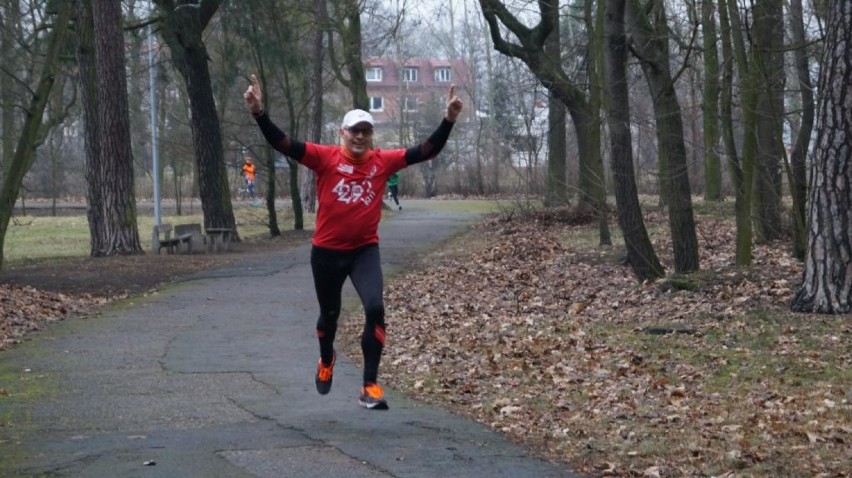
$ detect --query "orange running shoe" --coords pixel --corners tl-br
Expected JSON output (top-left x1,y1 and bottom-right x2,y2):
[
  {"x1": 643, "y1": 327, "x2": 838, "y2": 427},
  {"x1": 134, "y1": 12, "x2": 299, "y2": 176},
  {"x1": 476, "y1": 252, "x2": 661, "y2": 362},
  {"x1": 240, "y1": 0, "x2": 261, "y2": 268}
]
[
  {"x1": 358, "y1": 382, "x2": 389, "y2": 410},
  {"x1": 315, "y1": 351, "x2": 336, "y2": 395}
]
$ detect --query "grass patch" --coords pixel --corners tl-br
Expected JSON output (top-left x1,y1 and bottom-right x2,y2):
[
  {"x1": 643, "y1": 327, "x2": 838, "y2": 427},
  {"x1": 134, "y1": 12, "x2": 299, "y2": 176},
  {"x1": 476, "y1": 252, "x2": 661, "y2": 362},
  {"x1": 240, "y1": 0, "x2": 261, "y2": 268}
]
[
  {"x1": 4, "y1": 205, "x2": 314, "y2": 266},
  {"x1": 0, "y1": 363, "x2": 55, "y2": 429}
]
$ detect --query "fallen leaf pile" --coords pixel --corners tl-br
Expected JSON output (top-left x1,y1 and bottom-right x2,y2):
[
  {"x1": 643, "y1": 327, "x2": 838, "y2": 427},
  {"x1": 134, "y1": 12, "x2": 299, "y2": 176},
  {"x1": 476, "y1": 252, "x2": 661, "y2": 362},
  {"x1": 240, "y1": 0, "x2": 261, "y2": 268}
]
[
  {"x1": 341, "y1": 208, "x2": 851, "y2": 477},
  {"x1": 0, "y1": 284, "x2": 106, "y2": 350}
]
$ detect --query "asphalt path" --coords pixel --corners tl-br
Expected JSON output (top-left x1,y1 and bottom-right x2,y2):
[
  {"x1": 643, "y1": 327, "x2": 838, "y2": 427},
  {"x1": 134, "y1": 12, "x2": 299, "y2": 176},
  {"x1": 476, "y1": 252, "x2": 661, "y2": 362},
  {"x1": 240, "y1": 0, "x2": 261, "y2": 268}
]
[{"x1": 0, "y1": 200, "x2": 581, "y2": 478}]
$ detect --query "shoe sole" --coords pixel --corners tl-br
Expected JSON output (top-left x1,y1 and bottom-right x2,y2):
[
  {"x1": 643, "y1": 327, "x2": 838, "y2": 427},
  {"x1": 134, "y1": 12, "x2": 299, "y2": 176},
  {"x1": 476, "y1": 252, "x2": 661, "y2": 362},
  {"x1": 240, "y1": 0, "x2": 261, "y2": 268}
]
[
  {"x1": 358, "y1": 399, "x2": 389, "y2": 410},
  {"x1": 316, "y1": 380, "x2": 332, "y2": 395}
]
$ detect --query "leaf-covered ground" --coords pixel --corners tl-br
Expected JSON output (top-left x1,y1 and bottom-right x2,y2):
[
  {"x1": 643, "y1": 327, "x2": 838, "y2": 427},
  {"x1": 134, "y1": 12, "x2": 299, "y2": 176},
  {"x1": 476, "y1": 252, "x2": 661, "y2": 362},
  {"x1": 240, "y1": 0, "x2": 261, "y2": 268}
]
[
  {"x1": 341, "y1": 206, "x2": 851, "y2": 477},
  {"x1": 1, "y1": 206, "x2": 849, "y2": 476}
]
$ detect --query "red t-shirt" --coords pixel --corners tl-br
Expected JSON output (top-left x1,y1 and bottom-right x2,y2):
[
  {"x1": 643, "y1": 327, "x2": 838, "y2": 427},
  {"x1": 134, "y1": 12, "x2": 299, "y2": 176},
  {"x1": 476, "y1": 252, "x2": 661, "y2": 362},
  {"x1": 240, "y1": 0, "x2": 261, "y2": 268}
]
[{"x1": 301, "y1": 144, "x2": 406, "y2": 250}]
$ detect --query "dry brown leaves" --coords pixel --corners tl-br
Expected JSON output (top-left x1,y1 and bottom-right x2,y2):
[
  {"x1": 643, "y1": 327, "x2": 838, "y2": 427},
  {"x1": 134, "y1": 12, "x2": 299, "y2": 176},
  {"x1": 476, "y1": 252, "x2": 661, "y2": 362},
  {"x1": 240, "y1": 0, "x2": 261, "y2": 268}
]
[
  {"x1": 0, "y1": 284, "x2": 107, "y2": 350},
  {"x1": 342, "y1": 209, "x2": 851, "y2": 477}
]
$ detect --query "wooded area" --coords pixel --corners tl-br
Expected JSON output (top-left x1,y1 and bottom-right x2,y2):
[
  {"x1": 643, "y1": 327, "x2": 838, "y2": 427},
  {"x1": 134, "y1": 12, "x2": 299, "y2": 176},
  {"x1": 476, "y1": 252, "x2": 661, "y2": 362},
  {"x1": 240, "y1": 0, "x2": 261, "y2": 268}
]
[{"x1": 0, "y1": 0, "x2": 849, "y2": 313}]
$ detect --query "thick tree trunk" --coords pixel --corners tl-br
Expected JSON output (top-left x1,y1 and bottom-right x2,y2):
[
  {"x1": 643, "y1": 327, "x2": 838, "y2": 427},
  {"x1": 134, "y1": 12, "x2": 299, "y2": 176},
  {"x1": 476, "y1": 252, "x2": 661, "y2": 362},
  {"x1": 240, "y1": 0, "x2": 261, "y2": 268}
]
[
  {"x1": 605, "y1": 0, "x2": 664, "y2": 282},
  {"x1": 544, "y1": 7, "x2": 567, "y2": 207},
  {"x1": 546, "y1": 93, "x2": 568, "y2": 207},
  {"x1": 155, "y1": 1, "x2": 237, "y2": 235},
  {"x1": 93, "y1": 0, "x2": 143, "y2": 255},
  {"x1": 791, "y1": 1, "x2": 852, "y2": 313},
  {"x1": 75, "y1": 0, "x2": 106, "y2": 256}
]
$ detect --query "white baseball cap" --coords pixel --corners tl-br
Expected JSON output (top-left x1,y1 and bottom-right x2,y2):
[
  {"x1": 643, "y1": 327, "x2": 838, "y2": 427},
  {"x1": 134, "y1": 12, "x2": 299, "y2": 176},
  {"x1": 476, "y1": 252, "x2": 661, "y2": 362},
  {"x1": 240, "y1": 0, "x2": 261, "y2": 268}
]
[{"x1": 341, "y1": 109, "x2": 374, "y2": 129}]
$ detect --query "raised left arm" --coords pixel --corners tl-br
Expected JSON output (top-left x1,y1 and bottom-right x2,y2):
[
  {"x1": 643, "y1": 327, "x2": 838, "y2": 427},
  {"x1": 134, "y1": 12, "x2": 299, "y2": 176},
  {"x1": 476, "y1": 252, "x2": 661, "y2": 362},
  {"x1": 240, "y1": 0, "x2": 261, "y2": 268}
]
[{"x1": 405, "y1": 85, "x2": 464, "y2": 165}]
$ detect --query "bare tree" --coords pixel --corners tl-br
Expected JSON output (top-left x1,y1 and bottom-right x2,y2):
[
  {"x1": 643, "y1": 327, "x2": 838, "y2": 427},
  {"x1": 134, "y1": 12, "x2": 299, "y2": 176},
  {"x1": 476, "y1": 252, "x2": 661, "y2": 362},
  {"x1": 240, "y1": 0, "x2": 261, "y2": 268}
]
[
  {"x1": 544, "y1": 2, "x2": 567, "y2": 207},
  {"x1": 788, "y1": 0, "x2": 814, "y2": 259},
  {"x1": 791, "y1": 0, "x2": 852, "y2": 313},
  {"x1": 752, "y1": 0, "x2": 785, "y2": 243},
  {"x1": 605, "y1": 0, "x2": 664, "y2": 281},
  {"x1": 91, "y1": 0, "x2": 143, "y2": 255},
  {"x1": 626, "y1": 0, "x2": 700, "y2": 274},
  {"x1": 154, "y1": 0, "x2": 238, "y2": 236},
  {"x1": 74, "y1": 0, "x2": 106, "y2": 255},
  {"x1": 702, "y1": 0, "x2": 722, "y2": 201},
  {"x1": 479, "y1": 0, "x2": 609, "y2": 244},
  {"x1": 0, "y1": 0, "x2": 21, "y2": 180},
  {"x1": 0, "y1": 2, "x2": 73, "y2": 269},
  {"x1": 328, "y1": 0, "x2": 370, "y2": 110},
  {"x1": 724, "y1": 0, "x2": 757, "y2": 265}
]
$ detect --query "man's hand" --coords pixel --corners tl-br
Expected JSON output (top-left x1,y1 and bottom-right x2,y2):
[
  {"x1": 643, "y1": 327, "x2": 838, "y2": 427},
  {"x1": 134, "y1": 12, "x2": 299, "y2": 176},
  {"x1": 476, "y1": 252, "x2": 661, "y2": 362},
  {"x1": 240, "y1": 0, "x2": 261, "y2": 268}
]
[
  {"x1": 244, "y1": 74, "x2": 263, "y2": 115},
  {"x1": 445, "y1": 85, "x2": 463, "y2": 122}
]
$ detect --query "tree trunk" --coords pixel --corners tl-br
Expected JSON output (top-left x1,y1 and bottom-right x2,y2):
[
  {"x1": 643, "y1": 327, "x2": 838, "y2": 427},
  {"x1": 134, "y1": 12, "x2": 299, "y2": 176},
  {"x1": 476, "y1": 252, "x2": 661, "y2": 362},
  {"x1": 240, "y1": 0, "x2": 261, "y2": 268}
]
[
  {"x1": 604, "y1": 0, "x2": 664, "y2": 282},
  {"x1": 154, "y1": 0, "x2": 237, "y2": 236},
  {"x1": 752, "y1": 0, "x2": 784, "y2": 243},
  {"x1": 0, "y1": 2, "x2": 72, "y2": 269},
  {"x1": 788, "y1": 0, "x2": 814, "y2": 260},
  {"x1": 702, "y1": 0, "x2": 722, "y2": 201},
  {"x1": 626, "y1": 0, "x2": 700, "y2": 274},
  {"x1": 75, "y1": 0, "x2": 106, "y2": 256},
  {"x1": 92, "y1": 0, "x2": 143, "y2": 255},
  {"x1": 328, "y1": 0, "x2": 369, "y2": 111},
  {"x1": 302, "y1": 0, "x2": 327, "y2": 216},
  {"x1": 718, "y1": 0, "x2": 740, "y2": 193},
  {"x1": 727, "y1": 0, "x2": 756, "y2": 265},
  {"x1": 0, "y1": 1, "x2": 20, "y2": 179},
  {"x1": 585, "y1": 0, "x2": 612, "y2": 246},
  {"x1": 791, "y1": 1, "x2": 852, "y2": 313},
  {"x1": 544, "y1": 5, "x2": 567, "y2": 207}
]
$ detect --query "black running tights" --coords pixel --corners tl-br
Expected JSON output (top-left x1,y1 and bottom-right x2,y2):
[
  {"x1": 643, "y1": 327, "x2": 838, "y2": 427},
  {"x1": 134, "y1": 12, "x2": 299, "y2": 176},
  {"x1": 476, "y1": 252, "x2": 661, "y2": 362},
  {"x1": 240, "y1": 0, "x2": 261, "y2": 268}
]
[{"x1": 310, "y1": 244, "x2": 385, "y2": 386}]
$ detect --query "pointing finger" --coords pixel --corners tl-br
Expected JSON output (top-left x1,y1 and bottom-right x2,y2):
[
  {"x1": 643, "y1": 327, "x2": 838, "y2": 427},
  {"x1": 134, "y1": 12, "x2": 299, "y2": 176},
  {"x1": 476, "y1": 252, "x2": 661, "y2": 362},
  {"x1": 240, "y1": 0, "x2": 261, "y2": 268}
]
[{"x1": 448, "y1": 84, "x2": 455, "y2": 101}]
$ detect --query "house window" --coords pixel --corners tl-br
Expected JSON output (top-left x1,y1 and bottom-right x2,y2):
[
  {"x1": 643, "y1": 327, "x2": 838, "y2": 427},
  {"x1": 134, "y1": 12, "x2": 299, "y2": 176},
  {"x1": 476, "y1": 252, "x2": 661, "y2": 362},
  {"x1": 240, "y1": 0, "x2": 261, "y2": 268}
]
[
  {"x1": 434, "y1": 67, "x2": 452, "y2": 83},
  {"x1": 369, "y1": 96, "x2": 384, "y2": 112},
  {"x1": 366, "y1": 67, "x2": 383, "y2": 82},
  {"x1": 403, "y1": 67, "x2": 418, "y2": 82},
  {"x1": 403, "y1": 96, "x2": 418, "y2": 112}
]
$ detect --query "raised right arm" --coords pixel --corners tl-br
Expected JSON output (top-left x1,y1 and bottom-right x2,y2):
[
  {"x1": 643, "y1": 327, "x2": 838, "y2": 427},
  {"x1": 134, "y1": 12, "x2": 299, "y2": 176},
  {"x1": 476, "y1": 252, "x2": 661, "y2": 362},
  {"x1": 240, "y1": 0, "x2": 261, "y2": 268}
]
[
  {"x1": 252, "y1": 111, "x2": 307, "y2": 161},
  {"x1": 244, "y1": 74, "x2": 306, "y2": 161}
]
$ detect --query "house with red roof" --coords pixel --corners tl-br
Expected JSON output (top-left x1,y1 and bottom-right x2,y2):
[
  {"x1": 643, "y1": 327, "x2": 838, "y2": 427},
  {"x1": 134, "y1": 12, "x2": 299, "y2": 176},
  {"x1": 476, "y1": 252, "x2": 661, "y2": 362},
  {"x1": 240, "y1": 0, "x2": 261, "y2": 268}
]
[{"x1": 364, "y1": 57, "x2": 471, "y2": 126}]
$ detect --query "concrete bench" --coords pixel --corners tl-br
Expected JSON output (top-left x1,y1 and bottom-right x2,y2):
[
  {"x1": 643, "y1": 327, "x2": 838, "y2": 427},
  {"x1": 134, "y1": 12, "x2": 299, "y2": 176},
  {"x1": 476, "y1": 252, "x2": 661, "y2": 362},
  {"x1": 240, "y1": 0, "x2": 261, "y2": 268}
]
[
  {"x1": 174, "y1": 223, "x2": 204, "y2": 253},
  {"x1": 152, "y1": 223, "x2": 193, "y2": 254},
  {"x1": 205, "y1": 227, "x2": 234, "y2": 252}
]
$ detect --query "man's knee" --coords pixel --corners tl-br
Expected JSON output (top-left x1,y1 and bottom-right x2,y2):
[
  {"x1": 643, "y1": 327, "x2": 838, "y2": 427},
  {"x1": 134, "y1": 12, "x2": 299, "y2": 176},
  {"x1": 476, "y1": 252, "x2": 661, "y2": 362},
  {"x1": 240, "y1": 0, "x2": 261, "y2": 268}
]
[
  {"x1": 316, "y1": 309, "x2": 340, "y2": 329},
  {"x1": 364, "y1": 302, "x2": 385, "y2": 325}
]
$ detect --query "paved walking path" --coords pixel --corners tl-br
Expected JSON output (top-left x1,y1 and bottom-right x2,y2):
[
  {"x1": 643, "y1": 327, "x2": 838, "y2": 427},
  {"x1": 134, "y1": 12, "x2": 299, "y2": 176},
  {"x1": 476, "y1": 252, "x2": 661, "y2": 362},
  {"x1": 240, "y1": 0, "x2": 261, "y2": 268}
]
[{"x1": 0, "y1": 200, "x2": 581, "y2": 478}]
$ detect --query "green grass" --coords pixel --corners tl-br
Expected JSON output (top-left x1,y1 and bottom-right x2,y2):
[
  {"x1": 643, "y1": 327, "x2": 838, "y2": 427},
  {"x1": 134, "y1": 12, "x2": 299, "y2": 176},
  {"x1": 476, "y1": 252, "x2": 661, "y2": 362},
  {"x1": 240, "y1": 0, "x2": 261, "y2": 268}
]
[
  {"x1": 3, "y1": 198, "x2": 498, "y2": 267},
  {"x1": 0, "y1": 363, "x2": 54, "y2": 430},
  {"x1": 3, "y1": 203, "x2": 314, "y2": 266}
]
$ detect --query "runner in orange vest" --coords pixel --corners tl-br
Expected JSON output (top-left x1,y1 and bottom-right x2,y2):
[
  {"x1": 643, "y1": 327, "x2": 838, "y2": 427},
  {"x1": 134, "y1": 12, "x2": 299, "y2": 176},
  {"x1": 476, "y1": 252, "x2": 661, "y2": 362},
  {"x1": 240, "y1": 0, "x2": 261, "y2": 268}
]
[{"x1": 241, "y1": 157, "x2": 257, "y2": 199}]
